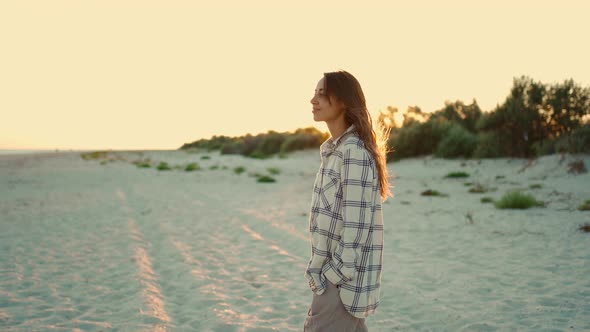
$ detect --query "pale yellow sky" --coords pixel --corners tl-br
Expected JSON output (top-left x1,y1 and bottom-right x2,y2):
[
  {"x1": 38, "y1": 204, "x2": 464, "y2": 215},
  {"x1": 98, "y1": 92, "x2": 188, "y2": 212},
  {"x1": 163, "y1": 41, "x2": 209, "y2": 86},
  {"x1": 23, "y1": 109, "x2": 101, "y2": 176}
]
[{"x1": 1, "y1": 1, "x2": 589, "y2": 150}]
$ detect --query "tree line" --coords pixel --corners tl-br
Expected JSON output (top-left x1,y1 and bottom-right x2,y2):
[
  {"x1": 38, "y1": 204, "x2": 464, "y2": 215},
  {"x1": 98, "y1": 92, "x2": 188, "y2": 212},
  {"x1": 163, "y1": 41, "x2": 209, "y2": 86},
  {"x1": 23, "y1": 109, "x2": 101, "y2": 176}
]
[{"x1": 181, "y1": 76, "x2": 590, "y2": 160}]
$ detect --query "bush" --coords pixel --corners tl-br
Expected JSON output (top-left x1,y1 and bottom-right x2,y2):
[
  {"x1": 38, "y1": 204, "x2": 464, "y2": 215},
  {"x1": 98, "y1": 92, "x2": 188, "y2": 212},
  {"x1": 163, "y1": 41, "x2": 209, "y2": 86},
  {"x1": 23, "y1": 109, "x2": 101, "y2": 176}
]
[
  {"x1": 444, "y1": 171, "x2": 470, "y2": 178},
  {"x1": 473, "y1": 132, "x2": 503, "y2": 158},
  {"x1": 391, "y1": 120, "x2": 453, "y2": 159},
  {"x1": 257, "y1": 175, "x2": 276, "y2": 183},
  {"x1": 494, "y1": 191, "x2": 544, "y2": 209},
  {"x1": 578, "y1": 200, "x2": 590, "y2": 211},
  {"x1": 468, "y1": 183, "x2": 488, "y2": 193},
  {"x1": 81, "y1": 151, "x2": 110, "y2": 160},
  {"x1": 568, "y1": 125, "x2": 590, "y2": 153},
  {"x1": 480, "y1": 197, "x2": 494, "y2": 203},
  {"x1": 234, "y1": 166, "x2": 246, "y2": 175},
  {"x1": 421, "y1": 189, "x2": 448, "y2": 197},
  {"x1": 185, "y1": 163, "x2": 200, "y2": 171},
  {"x1": 157, "y1": 162, "x2": 171, "y2": 171},
  {"x1": 267, "y1": 167, "x2": 281, "y2": 175},
  {"x1": 435, "y1": 124, "x2": 478, "y2": 158},
  {"x1": 579, "y1": 223, "x2": 590, "y2": 232}
]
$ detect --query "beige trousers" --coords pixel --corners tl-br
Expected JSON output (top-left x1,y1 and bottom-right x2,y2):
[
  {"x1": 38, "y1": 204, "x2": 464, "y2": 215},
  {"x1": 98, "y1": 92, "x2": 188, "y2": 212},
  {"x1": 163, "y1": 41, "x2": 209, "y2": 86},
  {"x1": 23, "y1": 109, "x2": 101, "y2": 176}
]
[{"x1": 303, "y1": 281, "x2": 368, "y2": 332}]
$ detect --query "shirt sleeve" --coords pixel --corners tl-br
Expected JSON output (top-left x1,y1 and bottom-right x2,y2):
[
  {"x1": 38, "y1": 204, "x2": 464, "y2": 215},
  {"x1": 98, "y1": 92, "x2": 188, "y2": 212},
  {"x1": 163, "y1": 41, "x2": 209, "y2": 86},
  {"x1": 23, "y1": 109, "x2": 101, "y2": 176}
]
[{"x1": 324, "y1": 145, "x2": 375, "y2": 285}]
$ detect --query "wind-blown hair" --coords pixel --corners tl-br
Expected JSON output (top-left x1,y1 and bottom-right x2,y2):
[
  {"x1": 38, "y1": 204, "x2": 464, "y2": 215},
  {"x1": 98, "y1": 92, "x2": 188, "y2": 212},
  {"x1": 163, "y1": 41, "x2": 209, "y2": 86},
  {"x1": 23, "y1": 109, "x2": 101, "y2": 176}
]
[{"x1": 323, "y1": 70, "x2": 392, "y2": 201}]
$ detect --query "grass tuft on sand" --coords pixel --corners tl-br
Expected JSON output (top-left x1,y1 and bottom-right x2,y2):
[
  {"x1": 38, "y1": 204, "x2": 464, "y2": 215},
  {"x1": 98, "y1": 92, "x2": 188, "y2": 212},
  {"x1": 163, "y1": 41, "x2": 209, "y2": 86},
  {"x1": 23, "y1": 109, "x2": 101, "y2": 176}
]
[
  {"x1": 421, "y1": 189, "x2": 448, "y2": 197},
  {"x1": 578, "y1": 200, "x2": 590, "y2": 211},
  {"x1": 468, "y1": 183, "x2": 488, "y2": 193},
  {"x1": 444, "y1": 171, "x2": 470, "y2": 178},
  {"x1": 257, "y1": 175, "x2": 276, "y2": 183},
  {"x1": 494, "y1": 191, "x2": 544, "y2": 209},
  {"x1": 234, "y1": 166, "x2": 246, "y2": 175},
  {"x1": 157, "y1": 162, "x2": 172, "y2": 171},
  {"x1": 579, "y1": 223, "x2": 590, "y2": 233},
  {"x1": 267, "y1": 167, "x2": 281, "y2": 175},
  {"x1": 480, "y1": 197, "x2": 494, "y2": 203},
  {"x1": 185, "y1": 163, "x2": 200, "y2": 171}
]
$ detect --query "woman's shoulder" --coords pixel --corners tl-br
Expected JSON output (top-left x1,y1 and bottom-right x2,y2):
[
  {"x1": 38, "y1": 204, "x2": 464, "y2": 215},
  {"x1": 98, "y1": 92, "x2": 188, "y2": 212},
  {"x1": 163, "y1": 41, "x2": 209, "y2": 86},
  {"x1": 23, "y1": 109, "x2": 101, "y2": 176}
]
[{"x1": 339, "y1": 135, "x2": 372, "y2": 160}]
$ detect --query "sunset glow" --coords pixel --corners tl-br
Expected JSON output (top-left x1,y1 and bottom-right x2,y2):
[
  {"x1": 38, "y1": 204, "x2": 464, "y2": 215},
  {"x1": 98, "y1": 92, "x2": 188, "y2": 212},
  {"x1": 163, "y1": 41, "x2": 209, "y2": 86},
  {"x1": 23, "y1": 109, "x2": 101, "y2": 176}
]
[{"x1": 1, "y1": 1, "x2": 589, "y2": 150}]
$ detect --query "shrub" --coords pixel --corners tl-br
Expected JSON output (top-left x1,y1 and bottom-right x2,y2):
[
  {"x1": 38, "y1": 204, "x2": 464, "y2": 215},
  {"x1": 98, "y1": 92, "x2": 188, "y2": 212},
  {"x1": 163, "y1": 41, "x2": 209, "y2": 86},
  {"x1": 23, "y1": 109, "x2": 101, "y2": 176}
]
[
  {"x1": 81, "y1": 151, "x2": 110, "y2": 160},
  {"x1": 157, "y1": 162, "x2": 171, "y2": 171},
  {"x1": 391, "y1": 120, "x2": 453, "y2": 159},
  {"x1": 234, "y1": 166, "x2": 246, "y2": 175},
  {"x1": 473, "y1": 132, "x2": 503, "y2": 158},
  {"x1": 421, "y1": 189, "x2": 448, "y2": 197},
  {"x1": 529, "y1": 184, "x2": 543, "y2": 189},
  {"x1": 280, "y1": 134, "x2": 320, "y2": 153},
  {"x1": 568, "y1": 125, "x2": 590, "y2": 153},
  {"x1": 267, "y1": 167, "x2": 281, "y2": 175},
  {"x1": 137, "y1": 163, "x2": 151, "y2": 168},
  {"x1": 494, "y1": 191, "x2": 544, "y2": 209},
  {"x1": 578, "y1": 200, "x2": 590, "y2": 211},
  {"x1": 579, "y1": 223, "x2": 590, "y2": 232},
  {"x1": 469, "y1": 183, "x2": 488, "y2": 193},
  {"x1": 257, "y1": 175, "x2": 276, "y2": 183},
  {"x1": 185, "y1": 163, "x2": 200, "y2": 171},
  {"x1": 435, "y1": 124, "x2": 478, "y2": 158},
  {"x1": 209, "y1": 165, "x2": 219, "y2": 170},
  {"x1": 200, "y1": 155, "x2": 211, "y2": 160},
  {"x1": 444, "y1": 171, "x2": 470, "y2": 178},
  {"x1": 480, "y1": 197, "x2": 494, "y2": 203}
]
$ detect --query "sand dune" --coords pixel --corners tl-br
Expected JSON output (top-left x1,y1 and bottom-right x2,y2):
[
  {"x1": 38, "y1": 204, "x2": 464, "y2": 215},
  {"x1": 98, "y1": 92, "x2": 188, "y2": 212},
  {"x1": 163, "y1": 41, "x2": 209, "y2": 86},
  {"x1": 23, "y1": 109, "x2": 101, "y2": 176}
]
[{"x1": 0, "y1": 149, "x2": 589, "y2": 331}]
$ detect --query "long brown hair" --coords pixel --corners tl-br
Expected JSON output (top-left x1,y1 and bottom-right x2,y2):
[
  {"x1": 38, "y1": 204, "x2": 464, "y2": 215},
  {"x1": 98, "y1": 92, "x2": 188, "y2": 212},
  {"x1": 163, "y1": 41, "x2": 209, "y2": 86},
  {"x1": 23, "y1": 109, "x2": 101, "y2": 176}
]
[{"x1": 323, "y1": 70, "x2": 392, "y2": 201}]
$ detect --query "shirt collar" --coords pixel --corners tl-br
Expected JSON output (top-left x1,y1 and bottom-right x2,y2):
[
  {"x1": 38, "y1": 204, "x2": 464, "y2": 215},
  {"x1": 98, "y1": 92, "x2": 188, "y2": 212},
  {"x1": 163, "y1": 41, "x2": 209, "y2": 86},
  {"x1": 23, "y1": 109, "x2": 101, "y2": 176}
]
[{"x1": 320, "y1": 124, "x2": 357, "y2": 157}]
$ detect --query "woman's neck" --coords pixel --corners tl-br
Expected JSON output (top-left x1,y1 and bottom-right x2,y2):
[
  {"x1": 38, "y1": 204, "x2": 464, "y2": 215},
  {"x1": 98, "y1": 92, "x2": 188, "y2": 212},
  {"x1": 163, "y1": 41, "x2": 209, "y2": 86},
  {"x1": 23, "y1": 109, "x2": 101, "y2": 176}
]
[{"x1": 326, "y1": 117, "x2": 349, "y2": 141}]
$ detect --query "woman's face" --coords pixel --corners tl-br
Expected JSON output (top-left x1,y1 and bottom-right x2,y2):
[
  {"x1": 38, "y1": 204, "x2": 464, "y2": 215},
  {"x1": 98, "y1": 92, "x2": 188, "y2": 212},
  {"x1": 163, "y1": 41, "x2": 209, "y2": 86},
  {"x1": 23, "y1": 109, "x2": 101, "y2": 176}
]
[{"x1": 310, "y1": 77, "x2": 345, "y2": 123}]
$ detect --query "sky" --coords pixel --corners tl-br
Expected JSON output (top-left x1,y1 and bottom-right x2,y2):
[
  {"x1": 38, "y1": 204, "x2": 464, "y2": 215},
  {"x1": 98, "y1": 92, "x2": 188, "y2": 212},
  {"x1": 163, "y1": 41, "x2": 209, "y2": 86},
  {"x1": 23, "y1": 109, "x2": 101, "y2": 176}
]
[{"x1": 1, "y1": 0, "x2": 589, "y2": 150}]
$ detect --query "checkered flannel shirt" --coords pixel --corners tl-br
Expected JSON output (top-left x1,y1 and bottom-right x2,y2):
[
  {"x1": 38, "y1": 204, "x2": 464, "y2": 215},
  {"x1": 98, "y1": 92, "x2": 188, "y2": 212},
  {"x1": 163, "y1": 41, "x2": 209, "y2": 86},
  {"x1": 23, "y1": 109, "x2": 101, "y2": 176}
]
[{"x1": 304, "y1": 124, "x2": 384, "y2": 318}]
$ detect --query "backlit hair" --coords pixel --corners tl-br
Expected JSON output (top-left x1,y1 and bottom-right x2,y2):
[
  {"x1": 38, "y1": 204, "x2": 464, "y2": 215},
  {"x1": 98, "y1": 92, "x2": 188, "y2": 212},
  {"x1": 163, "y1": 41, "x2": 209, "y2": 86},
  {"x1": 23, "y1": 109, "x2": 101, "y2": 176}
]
[{"x1": 323, "y1": 70, "x2": 392, "y2": 201}]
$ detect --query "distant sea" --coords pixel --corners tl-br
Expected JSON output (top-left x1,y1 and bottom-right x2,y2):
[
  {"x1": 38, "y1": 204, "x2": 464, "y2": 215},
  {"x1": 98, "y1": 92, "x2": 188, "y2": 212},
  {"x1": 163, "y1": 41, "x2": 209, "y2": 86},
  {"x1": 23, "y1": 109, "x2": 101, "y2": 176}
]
[{"x1": 0, "y1": 149, "x2": 83, "y2": 155}]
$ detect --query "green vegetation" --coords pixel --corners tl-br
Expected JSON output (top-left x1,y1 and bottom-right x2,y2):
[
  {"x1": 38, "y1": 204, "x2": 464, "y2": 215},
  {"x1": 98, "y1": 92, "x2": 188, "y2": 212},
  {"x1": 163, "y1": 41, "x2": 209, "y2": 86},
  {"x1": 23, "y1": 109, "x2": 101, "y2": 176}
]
[
  {"x1": 494, "y1": 191, "x2": 544, "y2": 209},
  {"x1": 379, "y1": 77, "x2": 590, "y2": 160},
  {"x1": 157, "y1": 162, "x2": 171, "y2": 171},
  {"x1": 444, "y1": 171, "x2": 470, "y2": 178},
  {"x1": 179, "y1": 76, "x2": 589, "y2": 161},
  {"x1": 200, "y1": 155, "x2": 211, "y2": 160},
  {"x1": 267, "y1": 167, "x2": 281, "y2": 175},
  {"x1": 529, "y1": 184, "x2": 543, "y2": 189},
  {"x1": 209, "y1": 165, "x2": 219, "y2": 170},
  {"x1": 185, "y1": 163, "x2": 200, "y2": 171},
  {"x1": 578, "y1": 200, "x2": 590, "y2": 211},
  {"x1": 421, "y1": 189, "x2": 448, "y2": 197},
  {"x1": 234, "y1": 166, "x2": 246, "y2": 175},
  {"x1": 579, "y1": 223, "x2": 590, "y2": 233},
  {"x1": 180, "y1": 127, "x2": 328, "y2": 159},
  {"x1": 257, "y1": 175, "x2": 276, "y2": 183},
  {"x1": 468, "y1": 183, "x2": 488, "y2": 193},
  {"x1": 81, "y1": 151, "x2": 110, "y2": 160},
  {"x1": 480, "y1": 197, "x2": 494, "y2": 203}
]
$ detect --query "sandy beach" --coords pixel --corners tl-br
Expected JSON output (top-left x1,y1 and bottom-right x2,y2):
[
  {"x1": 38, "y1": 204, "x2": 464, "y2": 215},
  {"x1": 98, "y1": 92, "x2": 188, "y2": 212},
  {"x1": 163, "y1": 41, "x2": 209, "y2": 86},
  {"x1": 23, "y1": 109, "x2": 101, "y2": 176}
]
[{"x1": 1, "y1": 149, "x2": 589, "y2": 331}]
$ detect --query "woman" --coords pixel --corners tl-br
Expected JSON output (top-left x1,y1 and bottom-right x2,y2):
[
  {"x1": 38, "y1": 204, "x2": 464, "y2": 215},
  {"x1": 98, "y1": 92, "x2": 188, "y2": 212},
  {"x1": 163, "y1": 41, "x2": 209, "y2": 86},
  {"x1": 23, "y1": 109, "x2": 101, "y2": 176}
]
[{"x1": 304, "y1": 70, "x2": 391, "y2": 331}]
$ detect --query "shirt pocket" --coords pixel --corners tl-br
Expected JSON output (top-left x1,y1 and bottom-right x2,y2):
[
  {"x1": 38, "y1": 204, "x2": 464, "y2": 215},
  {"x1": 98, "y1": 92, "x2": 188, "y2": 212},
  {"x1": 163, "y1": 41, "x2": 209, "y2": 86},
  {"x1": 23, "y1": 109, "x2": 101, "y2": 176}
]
[{"x1": 318, "y1": 171, "x2": 339, "y2": 212}]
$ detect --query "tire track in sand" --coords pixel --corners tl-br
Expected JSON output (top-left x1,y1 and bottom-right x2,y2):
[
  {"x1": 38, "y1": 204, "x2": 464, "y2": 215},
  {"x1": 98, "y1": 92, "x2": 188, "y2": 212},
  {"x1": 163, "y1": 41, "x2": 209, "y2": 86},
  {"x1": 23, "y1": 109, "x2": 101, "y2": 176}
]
[{"x1": 116, "y1": 188, "x2": 172, "y2": 332}]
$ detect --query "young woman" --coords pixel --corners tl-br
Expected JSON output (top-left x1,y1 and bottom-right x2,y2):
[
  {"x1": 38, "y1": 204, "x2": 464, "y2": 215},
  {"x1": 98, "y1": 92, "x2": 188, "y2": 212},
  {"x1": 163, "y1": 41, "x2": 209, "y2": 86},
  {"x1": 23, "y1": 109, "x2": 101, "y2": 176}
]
[{"x1": 304, "y1": 70, "x2": 391, "y2": 331}]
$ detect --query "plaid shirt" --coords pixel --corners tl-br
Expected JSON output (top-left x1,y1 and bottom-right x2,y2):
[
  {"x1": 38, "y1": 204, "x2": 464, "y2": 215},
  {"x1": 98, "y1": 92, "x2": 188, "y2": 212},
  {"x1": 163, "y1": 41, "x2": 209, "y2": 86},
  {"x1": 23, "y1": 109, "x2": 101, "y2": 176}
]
[{"x1": 304, "y1": 124, "x2": 384, "y2": 318}]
